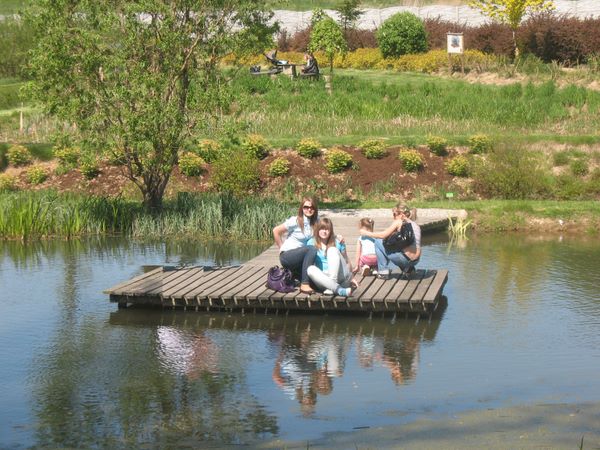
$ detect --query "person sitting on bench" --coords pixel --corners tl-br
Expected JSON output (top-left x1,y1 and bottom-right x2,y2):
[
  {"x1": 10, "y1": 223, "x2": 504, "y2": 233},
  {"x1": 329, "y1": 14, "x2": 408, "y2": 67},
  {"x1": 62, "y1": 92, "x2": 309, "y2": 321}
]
[{"x1": 301, "y1": 52, "x2": 319, "y2": 76}]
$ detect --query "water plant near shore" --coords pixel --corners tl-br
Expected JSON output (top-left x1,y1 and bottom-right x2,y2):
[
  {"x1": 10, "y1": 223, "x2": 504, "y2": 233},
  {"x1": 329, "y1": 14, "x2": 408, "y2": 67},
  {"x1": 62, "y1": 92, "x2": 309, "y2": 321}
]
[{"x1": 0, "y1": 191, "x2": 289, "y2": 241}]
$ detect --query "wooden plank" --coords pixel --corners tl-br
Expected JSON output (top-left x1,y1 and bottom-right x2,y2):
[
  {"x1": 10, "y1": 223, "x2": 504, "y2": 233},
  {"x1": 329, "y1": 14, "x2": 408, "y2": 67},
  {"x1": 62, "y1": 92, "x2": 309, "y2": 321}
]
[
  {"x1": 169, "y1": 267, "x2": 226, "y2": 300},
  {"x1": 423, "y1": 269, "x2": 449, "y2": 303},
  {"x1": 161, "y1": 267, "x2": 208, "y2": 298},
  {"x1": 398, "y1": 272, "x2": 425, "y2": 303},
  {"x1": 103, "y1": 267, "x2": 165, "y2": 294},
  {"x1": 382, "y1": 277, "x2": 410, "y2": 302},
  {"x1": 188, "y1": 267, "x2": 245, "y2": 300},
  {"x1": 128, "y1": 268, "x2": 193, "y2": 295},
  {"x1": 205, "y1": 265, "x2": 265, "y2": 299},
  {"x1": 182, "y1": 267, "x2": 241, "y2": 300},
  {"x1": 408, "y1": 270, "x2": 435, "y2": 303},
  {"x1": 220, "y1": 267, "x2": 268, "y2": 300},
  {"x1": 145, "y1": 267, "x2": 197, "y2": 296},
  {"x1": 357, "y1": 276, "x2": 387, "y2": 301},
  {"x1": 371, "y1": 277, "x2": 401, "y2": 302}
]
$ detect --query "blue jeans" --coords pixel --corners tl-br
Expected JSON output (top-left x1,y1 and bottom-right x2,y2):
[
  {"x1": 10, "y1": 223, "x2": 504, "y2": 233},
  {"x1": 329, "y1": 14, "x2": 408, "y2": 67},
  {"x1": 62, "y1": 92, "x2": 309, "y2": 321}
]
[
  {"x1": 280, "y1": 246, "x2": 317, "y2": 284},
  {"x1": 374, "y1": 238, "x2": 415, "y2": 273}
]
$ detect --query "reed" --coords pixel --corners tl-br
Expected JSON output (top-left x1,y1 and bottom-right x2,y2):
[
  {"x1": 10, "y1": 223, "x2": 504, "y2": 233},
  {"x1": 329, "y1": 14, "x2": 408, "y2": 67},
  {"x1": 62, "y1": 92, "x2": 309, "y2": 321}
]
[{"x1": 447, "y1": 214, "x2": 472, "y2": 238}]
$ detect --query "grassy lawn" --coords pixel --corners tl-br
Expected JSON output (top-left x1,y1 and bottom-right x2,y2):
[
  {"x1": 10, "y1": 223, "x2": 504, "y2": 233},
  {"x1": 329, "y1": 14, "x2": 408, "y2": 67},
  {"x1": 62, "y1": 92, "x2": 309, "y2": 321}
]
[
  {"x1": 232, "y1": 69, "x2": 600, "y2": 147},
  {"x1": 0, "y1": 0, "x2": 29, "y2": 15}
]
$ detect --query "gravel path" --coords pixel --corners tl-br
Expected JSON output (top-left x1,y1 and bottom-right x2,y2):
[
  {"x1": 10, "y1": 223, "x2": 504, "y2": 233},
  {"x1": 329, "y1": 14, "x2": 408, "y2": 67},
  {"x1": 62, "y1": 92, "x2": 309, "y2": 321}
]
[{"x1": 274, "y1": 0, "x2": 600, "y2": 32}]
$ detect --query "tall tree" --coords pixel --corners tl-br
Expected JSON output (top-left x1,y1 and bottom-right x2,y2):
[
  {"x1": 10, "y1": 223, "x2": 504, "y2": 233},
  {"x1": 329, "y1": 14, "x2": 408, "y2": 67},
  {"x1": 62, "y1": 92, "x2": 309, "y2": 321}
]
[
  {"x1": 25, "y1": 0, "x2": 276, "y2": 209},
  {"x1": 335, "y1": 0, "x2": 364, "y2": 31},
  {"x1": 469, "y1": 0, "x2": 554, "y2": 57}
]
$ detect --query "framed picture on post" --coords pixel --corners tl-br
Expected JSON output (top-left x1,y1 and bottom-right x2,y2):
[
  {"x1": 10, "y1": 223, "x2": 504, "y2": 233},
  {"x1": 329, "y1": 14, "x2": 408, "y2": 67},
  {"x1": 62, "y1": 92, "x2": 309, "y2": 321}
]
[{"x1": 447, "y1": 32, "x2": 464, "y2": 54}]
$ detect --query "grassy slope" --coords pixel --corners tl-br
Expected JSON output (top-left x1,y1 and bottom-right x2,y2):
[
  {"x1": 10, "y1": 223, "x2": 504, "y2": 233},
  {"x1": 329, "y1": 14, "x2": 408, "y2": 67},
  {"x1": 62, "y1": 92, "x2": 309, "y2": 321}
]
[{"x1": 266, "y1": 0, "x2": 462, "y2": 10}]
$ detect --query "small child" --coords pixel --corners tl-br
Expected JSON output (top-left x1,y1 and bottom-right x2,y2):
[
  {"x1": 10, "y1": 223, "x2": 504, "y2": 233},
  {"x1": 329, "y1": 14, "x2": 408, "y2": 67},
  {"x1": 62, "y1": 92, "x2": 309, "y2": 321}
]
[{"x1": 354, "y1": 218, "x2": 377, "y2": 276}]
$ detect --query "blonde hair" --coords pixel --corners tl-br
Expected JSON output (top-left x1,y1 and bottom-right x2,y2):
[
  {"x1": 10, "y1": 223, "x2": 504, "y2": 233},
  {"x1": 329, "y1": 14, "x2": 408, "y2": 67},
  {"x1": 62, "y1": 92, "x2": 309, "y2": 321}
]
[
  {"x1": 359, "y1": 217, "x2": 374, "y2": 231},
  {"x1": 392, "y1": 203, "x2": 412, "y2": 219}
]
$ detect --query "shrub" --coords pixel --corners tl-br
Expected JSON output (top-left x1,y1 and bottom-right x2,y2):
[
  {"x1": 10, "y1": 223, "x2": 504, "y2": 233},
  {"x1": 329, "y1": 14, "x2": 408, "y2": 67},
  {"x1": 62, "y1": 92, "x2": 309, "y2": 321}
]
[
  {"x1": 80, "y1": 160, "x2": 101, "y2": 180},
  {"x1": 241, "y1": 134, "x2": 269, "y2": 159},
  {"x1": 106, "y1": 149, "x2": 127, "y2": 166},
  {"x1": 26, "y1": 165, "x2": 48, "y2": 185},
  {"x1": 7, "y1": 144, "x2": 32, "y2": 167},
  {"x1": 211, "y1": 150, "x2": 261, "y2": 196},
  {"x1": 358, "y1": 139, "x2": 387, "y2": 159},
  {"x1": 53, "y1": 146, "x2": 81, "y2": 168},
  {"x1": 196, "y1": 139, "x2": 222, "y2": 163},
  {"x1": 267, "y1": 158, "x2": 291, "y2": 177},
  {"x1": 570, "y1": 158, "x2": 589, "y2": 176},
  {"x1": 446, "y1": 155, "x2": 470, "y2": 177},
  {"x1": 471, "y1": 145, "x2": 553, "y2": 199},
  {"x1": 426, "y1": 135, "x2": 448, "y2": 156},
  {"x1": 179, "y1": 152, "x2": 206, "y2": 177},
  {"x1": 398, "y1": 149, "x2": 423, "y2": 172},
  {"x1": 0, "y1": 174, "x2": 17, "y2": 191},
  {"x1": 296, "y1": 138, "x2": 321, "y2": 158},
  {"x1": 325, "y1": 148, "x2": 353, "y2": 173},
  {"x1": 468, "y1": 134, "x2": 493, "y2": 154},
  {"x1": 376, "y1": 12, "x2": 428, "y2": 58}
]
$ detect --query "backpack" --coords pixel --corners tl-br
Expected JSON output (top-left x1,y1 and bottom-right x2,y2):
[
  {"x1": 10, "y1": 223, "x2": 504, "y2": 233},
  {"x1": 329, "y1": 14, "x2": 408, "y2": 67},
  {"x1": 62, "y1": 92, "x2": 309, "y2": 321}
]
[
  {"x1": 383, "y1": 222, "x2": 415, "y2": 253},
  {"x1": 266, "y1": 266, "x2": 296, "y2": 293}
]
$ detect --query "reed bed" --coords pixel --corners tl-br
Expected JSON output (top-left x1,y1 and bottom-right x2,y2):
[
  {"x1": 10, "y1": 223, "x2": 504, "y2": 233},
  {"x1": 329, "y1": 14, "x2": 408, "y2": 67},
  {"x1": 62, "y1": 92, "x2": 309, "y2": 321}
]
[{"x1": 0, "y1": 191, "x2": 290, "y2": 241}]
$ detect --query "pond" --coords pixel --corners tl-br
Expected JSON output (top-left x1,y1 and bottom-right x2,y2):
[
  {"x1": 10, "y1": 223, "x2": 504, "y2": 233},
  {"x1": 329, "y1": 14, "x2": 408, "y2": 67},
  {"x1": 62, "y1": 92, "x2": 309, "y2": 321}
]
[{"x1": 1, "y1": 233, "x2": 600, "y2": 448}]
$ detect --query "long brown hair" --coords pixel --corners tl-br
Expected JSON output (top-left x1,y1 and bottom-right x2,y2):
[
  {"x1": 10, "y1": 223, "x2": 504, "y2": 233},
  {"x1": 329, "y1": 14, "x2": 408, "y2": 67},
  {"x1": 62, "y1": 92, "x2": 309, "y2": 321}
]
[
  {"x1": 297, "y1": 196, "x2": 319, "y2": 231},
  {"x1": 313, "y1": 217, "x2": 335, "y2": 249}
]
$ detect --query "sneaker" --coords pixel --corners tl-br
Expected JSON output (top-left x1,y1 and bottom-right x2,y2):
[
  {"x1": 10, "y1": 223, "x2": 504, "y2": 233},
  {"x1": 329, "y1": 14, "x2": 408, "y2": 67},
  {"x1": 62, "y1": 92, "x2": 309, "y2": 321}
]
[
  {"x1": 361, "y1": 265, "x2": 371, "y2": 276},
  {"x1": 323, "y1": 289, "x2": 334, "y2": 295},
  {"x1": 372, "y1": 269, "x2": 378, "y2": 276},
  {"x1": 376, "y1": 271, "x2": 390, "y2": 280},
  {"x1": 336, "y1": 287, "x2": 352, "y2": 297}
]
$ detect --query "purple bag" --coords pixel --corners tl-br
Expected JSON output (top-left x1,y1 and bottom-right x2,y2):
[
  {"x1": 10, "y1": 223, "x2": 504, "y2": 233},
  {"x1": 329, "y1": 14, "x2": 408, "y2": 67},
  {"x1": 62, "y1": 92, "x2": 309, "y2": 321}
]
[{"x1": 266, "y1": 266, "x2": 295, "y2": 293}]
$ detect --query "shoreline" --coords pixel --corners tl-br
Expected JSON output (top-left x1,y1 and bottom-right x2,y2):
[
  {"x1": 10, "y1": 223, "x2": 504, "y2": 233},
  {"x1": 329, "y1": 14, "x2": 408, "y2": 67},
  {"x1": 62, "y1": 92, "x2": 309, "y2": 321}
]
[{"x1": 261, "y1": 401, "x2": 600, "y2": 449}]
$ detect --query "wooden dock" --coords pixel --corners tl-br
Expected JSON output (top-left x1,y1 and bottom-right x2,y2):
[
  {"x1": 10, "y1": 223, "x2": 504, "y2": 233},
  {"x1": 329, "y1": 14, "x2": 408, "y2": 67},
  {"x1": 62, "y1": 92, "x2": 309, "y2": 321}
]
[{"x1": 105, "y1": 212, "x2": 452, "y2": 314}]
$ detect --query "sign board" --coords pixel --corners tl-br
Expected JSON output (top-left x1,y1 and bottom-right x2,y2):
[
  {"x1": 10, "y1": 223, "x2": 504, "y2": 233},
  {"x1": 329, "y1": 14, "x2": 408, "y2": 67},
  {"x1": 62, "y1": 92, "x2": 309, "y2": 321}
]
[{"x1": 447, "y1": 32, "x2": 464, "y2": 54}]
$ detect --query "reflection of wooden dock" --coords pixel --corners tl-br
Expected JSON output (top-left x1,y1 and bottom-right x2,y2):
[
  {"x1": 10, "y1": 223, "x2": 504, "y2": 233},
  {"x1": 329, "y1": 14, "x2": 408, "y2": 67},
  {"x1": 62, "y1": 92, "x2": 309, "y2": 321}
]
[{"x1": 104, "y1": 214, "x2": 452, "y2": 314}]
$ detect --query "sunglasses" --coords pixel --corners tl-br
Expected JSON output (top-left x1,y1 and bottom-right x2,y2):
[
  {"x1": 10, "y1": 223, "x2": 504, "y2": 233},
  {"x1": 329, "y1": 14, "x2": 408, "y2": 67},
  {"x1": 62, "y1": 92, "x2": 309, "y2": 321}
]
[{"x1": 303, "y1": 205, "x2": 314, "y2": 211}]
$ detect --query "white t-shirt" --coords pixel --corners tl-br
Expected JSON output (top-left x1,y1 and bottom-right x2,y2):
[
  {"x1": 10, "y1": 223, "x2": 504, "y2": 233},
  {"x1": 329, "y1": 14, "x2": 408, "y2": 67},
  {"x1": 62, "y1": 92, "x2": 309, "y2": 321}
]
[
  {"x1": 357, "y1": 236, "x2": 376, "y2": 256},
  {"x1": 280, "y1": 215, "x2": 315, "y2": 253}
]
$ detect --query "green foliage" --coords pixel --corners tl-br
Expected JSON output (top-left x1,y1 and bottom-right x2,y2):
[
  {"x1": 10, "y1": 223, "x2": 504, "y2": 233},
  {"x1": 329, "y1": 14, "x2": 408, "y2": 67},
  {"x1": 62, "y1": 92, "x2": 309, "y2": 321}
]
[
  {"x1": 471, "y1": 145, "x2": 553, "y2": 199},
  {"x1": 0, "y1": 16, "x2": 35, "y2": 78},
  {"x1": 80, "y1": 160, "x2": 101, "y2": 180},
  {"x1": 53, "y1": 146, "x2": 81, "y2": 168},
  {"x1": 241, "y1": 134, "x2": 270, "y2": 159},
  {"x1": 426, "y1": 135, "x2": 448, "y2": 156},
  {"x1": 553, "y1": 151, "x2": 570, "y2": 166},
  {"x1": 376, "y1": 12, "x2": 428, "y2": 58},
  {"x1": 211, "y1": 149, "x2": 261, "y2": 196},
  {"x1": 358, "y1": 139, "x2": 387, "y2": 159},
  {"x1": 570, "y1": 158, "x2": 589, "y2": 176},
  {"x1": 7, "y1": 144, "x2": 32, "y2": 166},
  {"x1": 0, "y1": 174, "x2": 17, "y2": 192},
  {"x1": 25, "y1": 165, "x2": 48, "y2": 185},
  {"x1": 310, "y1": 7, "x2": 327, "y2": 25},
  {"x1": 446, "y1": 155, "x2": 470, "y2": 177},
  {"x1": 335, "y1": 0, "x2": 364, "y2": 30},
  {"x1": 0, "y1": 80, "x2": 22, "y2": 110},
  {"x1": 325, "y1": 148, "x2": 353, "y2": 173},
  {"x1": 178, "y1": 152, "x2": 206, "y2": 177},
  {"x1": 296, "y1": 138, "x2": 322, "y2": 158},
  {"x1": 24, "y1": 0, "x2": 276, "y2": 208},
  {"x1": 308, "y1": 17, "x2": 348, "y2": 72},
  {"x1": 398, "y1": 148, "x2": 423, "y2": 172},
  {"x1": 267, "y1": 157, "x2": 291, "y2": 177},
  {"x1": 468, "y1": 134, "x2": 493, "y2": 154},
  {"x1": 106, "y1": 148, "x2": 127, "y2": 166},
  {"x1": 196, "y1": 139, "x2": 222, "y2": 163}
]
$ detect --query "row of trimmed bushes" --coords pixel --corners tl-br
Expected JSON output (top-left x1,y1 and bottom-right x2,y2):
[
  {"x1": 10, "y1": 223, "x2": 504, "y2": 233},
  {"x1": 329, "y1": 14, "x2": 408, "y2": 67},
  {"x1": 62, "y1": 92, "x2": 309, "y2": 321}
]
[{"x1": 278, "y1": 13, "x2": 600, "y2": 66}]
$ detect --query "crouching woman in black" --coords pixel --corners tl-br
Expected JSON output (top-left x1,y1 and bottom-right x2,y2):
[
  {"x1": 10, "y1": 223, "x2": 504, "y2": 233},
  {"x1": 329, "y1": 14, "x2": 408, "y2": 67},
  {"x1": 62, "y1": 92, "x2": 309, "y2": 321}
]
[
  {"x1": 359, "y1": 203, "x2": 421, "y2": 279},
  {"x1": 273, "y1": 197, "x2": 319, "y2": 294}
]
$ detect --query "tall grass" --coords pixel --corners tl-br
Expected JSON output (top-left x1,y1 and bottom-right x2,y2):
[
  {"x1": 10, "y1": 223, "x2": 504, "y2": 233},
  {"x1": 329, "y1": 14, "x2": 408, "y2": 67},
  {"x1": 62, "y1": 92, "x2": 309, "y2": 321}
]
[
  {"x1": 0, "y1": 191, "x2": 290, "y2": 241},
  {"x1": 231, "y1": 70, "x2": 600, "y2": 145}
]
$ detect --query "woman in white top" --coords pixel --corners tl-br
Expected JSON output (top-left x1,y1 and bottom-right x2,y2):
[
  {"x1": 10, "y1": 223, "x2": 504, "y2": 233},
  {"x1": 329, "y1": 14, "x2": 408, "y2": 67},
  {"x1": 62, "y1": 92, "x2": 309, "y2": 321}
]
[
  {"x1": 359, "y1": 203, "x2": 421, "y2": 279},
  {"x1": 273, "y1": 196, "x2": 319, "y2": 294}
]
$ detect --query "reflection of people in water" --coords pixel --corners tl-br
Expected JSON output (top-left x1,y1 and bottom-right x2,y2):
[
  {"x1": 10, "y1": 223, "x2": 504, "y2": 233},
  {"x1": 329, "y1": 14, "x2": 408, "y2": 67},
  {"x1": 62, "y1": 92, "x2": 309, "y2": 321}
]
[
  {"x1": 156, "y1": 327, "x2": 218, "y2": 379},
  {"x1": 270, "y1": 326, "x2": 348, "y2": 416},
  {"x1": 355, "y1": 333, "x2": 420, "y2": 385}
]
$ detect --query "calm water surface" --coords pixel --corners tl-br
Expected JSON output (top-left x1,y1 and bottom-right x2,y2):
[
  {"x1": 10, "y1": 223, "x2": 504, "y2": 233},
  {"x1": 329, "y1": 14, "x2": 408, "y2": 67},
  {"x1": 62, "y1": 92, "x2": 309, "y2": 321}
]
[{"x1": 1, "y1": 233, "x2": 599, "y2": 448}]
